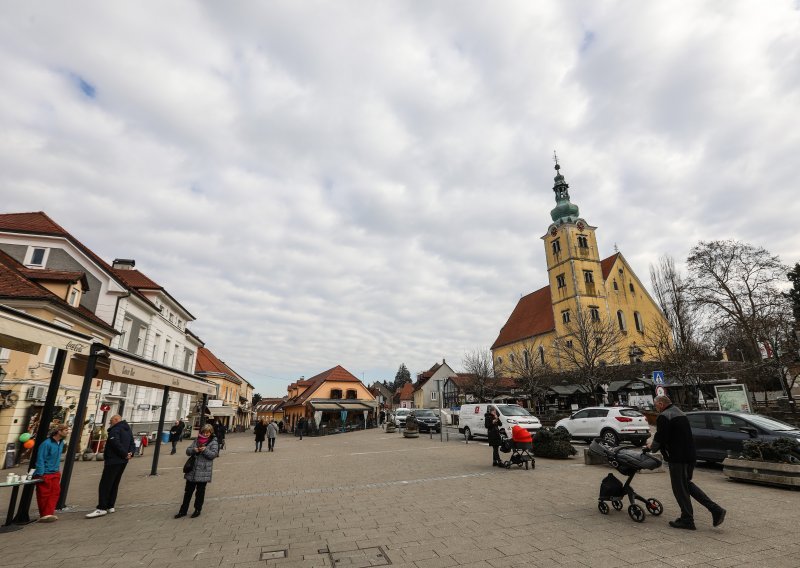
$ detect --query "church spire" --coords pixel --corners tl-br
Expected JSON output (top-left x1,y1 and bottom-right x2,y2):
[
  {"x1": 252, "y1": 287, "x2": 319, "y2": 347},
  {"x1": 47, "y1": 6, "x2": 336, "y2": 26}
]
[{"x1": 550, "y1": 152, "x2": 580, "y2": 223}]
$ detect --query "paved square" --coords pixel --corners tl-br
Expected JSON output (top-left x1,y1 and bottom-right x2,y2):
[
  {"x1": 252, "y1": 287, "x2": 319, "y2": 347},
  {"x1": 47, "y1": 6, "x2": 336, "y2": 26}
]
[{"x1": 1, "y1": 429, "x2": 797, "y2": 567}]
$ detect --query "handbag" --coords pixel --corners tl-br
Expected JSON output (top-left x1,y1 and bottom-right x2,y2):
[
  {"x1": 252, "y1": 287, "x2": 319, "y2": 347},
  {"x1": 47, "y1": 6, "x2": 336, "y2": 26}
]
[{"x1": 183, "y1": 453, "x2": 197, "y2": 474}]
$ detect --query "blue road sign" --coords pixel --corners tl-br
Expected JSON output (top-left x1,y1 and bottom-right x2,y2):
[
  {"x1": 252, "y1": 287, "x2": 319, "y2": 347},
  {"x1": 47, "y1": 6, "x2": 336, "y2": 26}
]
[{"x1": 652, "y1": 370, "x2": 665, "y2": 385}]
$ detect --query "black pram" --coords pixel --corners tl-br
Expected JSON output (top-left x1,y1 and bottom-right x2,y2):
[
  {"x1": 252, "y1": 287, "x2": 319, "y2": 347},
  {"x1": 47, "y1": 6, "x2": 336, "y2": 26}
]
[
  {"x1": 499, "y1": 439, "x2": 535, "y2": 470},
  {"x1": 588, "y1": 439, "x2": 664, "y2": 522}
]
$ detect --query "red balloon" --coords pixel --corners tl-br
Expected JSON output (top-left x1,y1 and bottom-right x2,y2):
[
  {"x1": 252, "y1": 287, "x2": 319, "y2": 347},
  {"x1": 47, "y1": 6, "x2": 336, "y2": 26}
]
[{"x1": 23, "y1": 439, "x2": 35, "y2": 449}]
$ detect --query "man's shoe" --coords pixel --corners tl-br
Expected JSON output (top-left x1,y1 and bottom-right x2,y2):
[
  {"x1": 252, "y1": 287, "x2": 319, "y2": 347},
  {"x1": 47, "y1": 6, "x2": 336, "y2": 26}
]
[
  {"x1": 86, "y1": 509, "x2": 107, "y2": 519},
  {"x1": 174, "y1": 512, "x2": 187, "y2": 519},
  {"x1": 108, "y1": 508, "x2": 115, "y2": 513},
  {"x1": 669, "y1": 519, "x2": 696, "y2": 530},
  {"x1": 38, "y1": 515, "x2": 57, "y2": 523},
  {"x1": 712, "y1": 507, "x2": 726, "y2": 527},
  {"x1": 191, "y1": 510, "x2": 201, "y2": 518}
]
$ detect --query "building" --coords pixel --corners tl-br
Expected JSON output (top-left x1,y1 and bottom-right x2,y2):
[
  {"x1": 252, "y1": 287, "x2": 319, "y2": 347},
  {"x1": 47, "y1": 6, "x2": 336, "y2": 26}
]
[
  {"x1": 195, "y1": 346, "x2": 254, "y2": 432},
  {"x1": 491, "y1": 162, "x2": 670, "y2": 378},
  {"x1": 395, "y1": 382, "x2": 414, "y2": 409},
  {"x1": 282, "y1": 365, "x2": 377, "y2": 434},
  {"x1": 412, "y1": 359, "x2": 455, "y2": 409},
  {"x1": 0, "y1": 212, "x2": 201, "y2": 434},
  {"x1": 254, "y1": 398, "x2": 286, "y2": 425},
  {"x1": 0, "y1": 251, "x2": 117, "y2": 453}
]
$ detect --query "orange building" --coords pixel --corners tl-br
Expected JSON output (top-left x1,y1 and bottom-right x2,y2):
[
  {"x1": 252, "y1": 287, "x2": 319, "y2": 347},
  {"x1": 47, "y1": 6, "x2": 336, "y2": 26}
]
[{"x1": 282, "y1": 365, "x2": 377, "y2": 435}]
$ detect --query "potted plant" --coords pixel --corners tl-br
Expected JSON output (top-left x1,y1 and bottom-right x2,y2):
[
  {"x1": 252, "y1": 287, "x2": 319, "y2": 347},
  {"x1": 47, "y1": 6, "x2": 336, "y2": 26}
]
[
  {"x1": 403, "y1": 412, "x2": 419, "y2": 438},
  {"x1": 722, "y1": 437, "x2": 800, "y2": 489}
]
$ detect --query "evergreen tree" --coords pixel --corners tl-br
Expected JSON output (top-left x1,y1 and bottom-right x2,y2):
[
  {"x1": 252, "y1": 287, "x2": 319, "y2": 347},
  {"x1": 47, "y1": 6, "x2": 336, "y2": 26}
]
[
  {"x1": 787, "y1": 263, "x2": 800, "y2": 322},
  {"x1": 393, "y1": 364, "x2": 411, "y2": 391}
]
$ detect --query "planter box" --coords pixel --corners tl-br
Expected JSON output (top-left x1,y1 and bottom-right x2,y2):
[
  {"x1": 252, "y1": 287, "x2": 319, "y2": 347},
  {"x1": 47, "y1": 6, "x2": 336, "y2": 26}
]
[{"x1": 722, "y1": 457, "x2": 800, "y2": 489}]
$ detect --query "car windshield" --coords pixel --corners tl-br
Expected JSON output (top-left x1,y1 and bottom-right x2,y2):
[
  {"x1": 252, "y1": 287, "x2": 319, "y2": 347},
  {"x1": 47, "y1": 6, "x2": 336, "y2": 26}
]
[
  {"x1": 497, "y1": 405, "x2": 531, "y2": 417},
  {"x1": 744, "y1": 414, "x2": 799, "y2": 432},
  {"x1": 414, "y1": 410, "x2": 437, "y2": 417},
  {"x1": 396, "y1": 409, "x2": 410, "y2": 415}
]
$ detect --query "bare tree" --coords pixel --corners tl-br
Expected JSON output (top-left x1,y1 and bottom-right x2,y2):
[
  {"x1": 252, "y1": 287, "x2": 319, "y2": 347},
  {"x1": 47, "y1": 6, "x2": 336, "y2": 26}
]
[
  {"x1": 498, "y1": 340, "x2": 552, "y2": 410},
  {"x1": 648, "y1": 255, "x2": 709, "y2": 403},
  {"x1": 553, "y1": 306, "x2": 627, "y2": 404},
  {"x1": 687, "y1": 240, "x2": 793, "y2": 401},
  {"x1": 461, "y1": 348, "x2": 497, "y2": 402}
]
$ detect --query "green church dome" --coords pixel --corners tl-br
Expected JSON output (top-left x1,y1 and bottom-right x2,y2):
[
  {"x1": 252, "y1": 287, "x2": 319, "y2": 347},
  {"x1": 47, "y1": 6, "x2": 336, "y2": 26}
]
[{"x1": 550, "y1": 162, "x2": 580, "y2": 223}]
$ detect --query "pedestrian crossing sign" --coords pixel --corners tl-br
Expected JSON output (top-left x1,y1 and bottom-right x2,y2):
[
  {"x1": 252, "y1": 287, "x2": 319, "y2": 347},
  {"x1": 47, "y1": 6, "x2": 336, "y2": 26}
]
[{"x1": 652, "y1": 371, "x2": 665, "y2": 385}]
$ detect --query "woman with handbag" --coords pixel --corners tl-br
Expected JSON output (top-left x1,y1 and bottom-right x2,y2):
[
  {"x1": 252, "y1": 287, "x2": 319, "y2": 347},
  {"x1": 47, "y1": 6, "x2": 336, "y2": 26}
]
[{"x1": 176, "y1": 424, "x2": 219, "y2": 519}]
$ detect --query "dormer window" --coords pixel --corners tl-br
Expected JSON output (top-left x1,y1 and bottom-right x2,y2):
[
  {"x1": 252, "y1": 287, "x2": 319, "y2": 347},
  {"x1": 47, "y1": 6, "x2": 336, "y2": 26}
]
[
  {"x1": 24, "y1": 246, "x2": 49, "y2": 267},
  {"x1": 331, "y1": 389, "x2": 342, "y2": 399},
  {"x1": 68, "y1": 288, "x2": 79, "y2": 306},
  {"x1": 346, "y1": 389, "x2": 357, "y2": 399}
]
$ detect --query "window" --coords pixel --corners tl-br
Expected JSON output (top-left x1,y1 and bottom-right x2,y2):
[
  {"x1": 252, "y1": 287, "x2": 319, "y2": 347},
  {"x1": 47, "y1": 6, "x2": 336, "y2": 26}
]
[
  {"x1": 120, "y1": 317, "x2": 133, "y2": 351},
  {"x1": 163, "y1": 339, "x2": 171, "y2": 364},
  {"x1": 551, "y1": 239, "x2": 561, "y2": 255},
  {"x1": 629, "y1": 283, "x2": 635, "y2": 293},
  {"x1": 688, "y1": 414, "x2": 707, "y2": 429},
  {"x1": 152, "y1": 333, "x2": 161, "y2": 361},
  {"x1": 565, "y1": 340, "x2": 574, "y2": 349},
  {"x1": 135, "y1": 326, "x2": 146, "y2": 356},
  {"x1": 590, "y1": 306, "x2": 600, "y2": 321},
  {"x1": 617, "y1": 310, "x2": 627, "y2": 331},
  {"x1": 556, "y1": 274, "x2": 567, "y2": 289},
  {"x1": 25, "y1": 246, "x2": 49, "y2": 267},
  {"x1": 0, "y1": 347, "x2": 9, "y2": 361},
  {"x1": 583, "y1": 270, "x2": 594, "y2": 284},
  {"x1": 43, "y1": 346, "x2": 58, "y2": 366},
  {"x1": 538, "y1": 346, "x2": 545, "y2": 365},
  {"x1": 509, "y1": 353, "x2": 515, "y2": 363},
  {"x1": 430, "y1": 391, "x2": 438, "y2": 401},
  {"x1": 523, "y1": 350, "x2": 530, "y2": 369},
  {"x1": 573, "y1": 409, "x2": 591, "y2": 419},
  {"x1": 590, "y1": 409, "x2": 609, "y2": 418},
  {"x1": 331, "y1": 389, "x2": 342, "y2": 399},
  {"x1": 346, "y1": 389, "x2": 357, "y2": 399},
  {"x1": 634, "y1": 312, "x2": 644, "y2": 332},
  {"x1": 68, "y1": 288, "x2": 79, "y2": 306},
  {"x1": 561, "y1": 310, "x2": 571, "y2": 324},
  {"x1": 496, "y1": 357, "x2": 503, "y2": 365},
  {"x1": 577, "y1": 235, "x2": 589, "y2": 249},
  {"x1": 709, "y1": 414, "x2": 748, "y2": 432},
  {"x1": 613, "y1": 280, "x2": 619, "y2": 290},
  {"x1": 172, "y1": 344, "x2": 180, "y2": 367}
]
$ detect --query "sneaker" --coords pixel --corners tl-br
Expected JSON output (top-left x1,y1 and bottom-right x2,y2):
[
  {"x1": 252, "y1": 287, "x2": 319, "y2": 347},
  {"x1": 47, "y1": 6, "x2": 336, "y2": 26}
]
[
  {"x1": 86, "y1": 509, "x2": 108, "y2": 519},
  {"x1": 669, "y1": 519, "x2": 696, "y2": 530},
  {"x1": 712, "y1": 507, "x2": 726, "y2": 527},
  {"x1": 38, "y1": 515, "x2": 57, "y2": 523},
  {"x1": 108, "y1": 508, "x2": 115, "y2": 513}
]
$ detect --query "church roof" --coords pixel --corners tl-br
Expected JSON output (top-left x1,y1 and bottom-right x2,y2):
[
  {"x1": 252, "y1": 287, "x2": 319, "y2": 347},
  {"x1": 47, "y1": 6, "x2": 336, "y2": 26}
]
[{"x1": 601, "y1": 253, "x2": 620, "y2": 280}]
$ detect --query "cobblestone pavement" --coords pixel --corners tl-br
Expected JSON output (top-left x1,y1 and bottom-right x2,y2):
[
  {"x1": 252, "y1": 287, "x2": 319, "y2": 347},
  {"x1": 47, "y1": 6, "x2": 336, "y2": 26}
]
[{"x1": 1, "y1": 429, "x2": 798, "y2": 568}]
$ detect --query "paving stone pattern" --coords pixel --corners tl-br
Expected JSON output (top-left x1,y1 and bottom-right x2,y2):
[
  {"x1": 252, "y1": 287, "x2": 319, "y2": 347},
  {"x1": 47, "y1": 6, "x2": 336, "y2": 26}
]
[{"x1": 0, "y1": 429, "x2": 798, "y2": 567}]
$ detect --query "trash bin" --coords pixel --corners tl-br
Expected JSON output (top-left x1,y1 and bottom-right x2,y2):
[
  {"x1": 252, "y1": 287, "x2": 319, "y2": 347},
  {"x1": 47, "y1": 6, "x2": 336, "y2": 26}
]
[
  {"x1": 161, "y1": 431, "x2": 170, "y2": 444},
  {"x1": 4, "y1": 442, "x2": 16, "y2": 469}
]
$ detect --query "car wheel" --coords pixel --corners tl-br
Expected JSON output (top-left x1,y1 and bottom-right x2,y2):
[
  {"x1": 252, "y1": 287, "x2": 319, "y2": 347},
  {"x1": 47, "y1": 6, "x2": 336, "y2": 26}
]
[
  {"x1": 463, "y1": 427, "x2": 472, "y2": 441},
  {"x1": 601, "y1": 429, "x2": 619, "y2": 447}
]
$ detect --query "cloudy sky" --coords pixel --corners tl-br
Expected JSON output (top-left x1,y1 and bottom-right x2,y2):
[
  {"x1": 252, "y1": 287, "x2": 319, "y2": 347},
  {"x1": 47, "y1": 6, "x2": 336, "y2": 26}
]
[{"x1": 1, "y1": 2, "x2": 799, "y2": 396}]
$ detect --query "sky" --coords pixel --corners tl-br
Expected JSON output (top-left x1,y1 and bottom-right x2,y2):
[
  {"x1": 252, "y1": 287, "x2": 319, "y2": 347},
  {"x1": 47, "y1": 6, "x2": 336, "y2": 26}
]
[{"x1": 1, "y1": 2, "x2": 799, "y2": 397}]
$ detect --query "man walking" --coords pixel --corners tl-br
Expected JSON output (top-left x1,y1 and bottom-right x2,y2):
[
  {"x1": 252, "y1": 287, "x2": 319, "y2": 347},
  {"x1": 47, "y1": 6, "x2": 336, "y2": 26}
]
[
  {"x1": 169, "y1": 419, "x2": 185, "y2": 455},
  {"x1": 34, "y1": 424, "x2": 69, "y2": 522},
  {"x1": 648, "y1": 395, "x2": 726, "y2": 530},
  {"x1": 297, "y1": 416, "x2": 306, "y2": 440},
  {"x1": 86, "y1": 415, "x2": 135, "y2": 518},
  {"x1": 267, "y1": 419, "x2": 278, "y2": 452}
]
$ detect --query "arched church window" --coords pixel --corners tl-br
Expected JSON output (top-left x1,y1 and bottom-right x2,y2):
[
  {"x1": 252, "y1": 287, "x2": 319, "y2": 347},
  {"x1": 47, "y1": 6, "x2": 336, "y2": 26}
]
[{"x1": 617, "y1": 310, "x2": 627, "y2": 331}]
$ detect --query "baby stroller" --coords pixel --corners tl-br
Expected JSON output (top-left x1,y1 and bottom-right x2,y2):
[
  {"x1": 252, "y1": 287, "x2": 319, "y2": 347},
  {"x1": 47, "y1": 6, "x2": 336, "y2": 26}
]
[
  {"x1": 499, "y1": 426, "x2": 535, "y2": 470},
  {"x1": 588, "y1": 439, "x2": 663, "y2": 522}
]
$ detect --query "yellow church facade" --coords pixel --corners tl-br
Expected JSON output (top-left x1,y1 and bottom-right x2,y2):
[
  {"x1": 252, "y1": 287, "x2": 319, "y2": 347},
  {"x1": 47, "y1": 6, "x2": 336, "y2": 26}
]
[{"x1": 491, "y1": 162, "x2": 669, "y2": 374}]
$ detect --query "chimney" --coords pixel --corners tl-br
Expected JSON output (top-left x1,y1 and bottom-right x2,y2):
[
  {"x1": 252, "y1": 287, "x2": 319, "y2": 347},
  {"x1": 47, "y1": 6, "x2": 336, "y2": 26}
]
[
  {"x1": 112, "y1": 258, "x2": 136, "y2": 270},
  {"x1": 442, "y1": 358, "x2": 446, "y2": 365}
]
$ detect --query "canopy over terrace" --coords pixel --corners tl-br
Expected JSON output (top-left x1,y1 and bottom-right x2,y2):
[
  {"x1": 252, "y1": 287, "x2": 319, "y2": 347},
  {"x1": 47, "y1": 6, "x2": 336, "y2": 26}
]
[{"x1": 309, "y1": 399, "x2": 378, "y2": 432}]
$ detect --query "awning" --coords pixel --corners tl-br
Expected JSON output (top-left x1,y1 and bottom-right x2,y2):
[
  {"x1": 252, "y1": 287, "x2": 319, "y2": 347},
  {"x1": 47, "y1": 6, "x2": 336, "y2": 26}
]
[
  {"x1": 0, "y1": 304, "x2": 93, "y2": 355},
  {"x1": 311, "y1": 402, "x2": 344, "y2": 411},
  {"x1": 309, "y1": 400, "x2": 377, "y2": 411},
  {"x1": 339, "y1": 402, "x2": 375, "y2": 410},
  {"x1": 208, "y1": 405, "x2": 237, "y2": 417},
  {"x1": 69, "y1": 346, "x2": 217, "y2": 396}
]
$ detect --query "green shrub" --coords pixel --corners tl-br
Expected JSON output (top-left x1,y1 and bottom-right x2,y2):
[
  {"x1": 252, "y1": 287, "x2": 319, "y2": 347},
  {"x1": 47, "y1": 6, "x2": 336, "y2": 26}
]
[
  {"x1": 741, "y1": 437, "x2": 800, "y2": 464},
  {"x1": 533, "y1": 426, "x2": 577, "y2": 459}
]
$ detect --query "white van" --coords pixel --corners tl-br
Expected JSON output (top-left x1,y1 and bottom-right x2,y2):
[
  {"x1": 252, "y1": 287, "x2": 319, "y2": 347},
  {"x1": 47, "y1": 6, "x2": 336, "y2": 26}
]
[{"x1": 458, "y1": 403, "x2": 541, "y2": 440}]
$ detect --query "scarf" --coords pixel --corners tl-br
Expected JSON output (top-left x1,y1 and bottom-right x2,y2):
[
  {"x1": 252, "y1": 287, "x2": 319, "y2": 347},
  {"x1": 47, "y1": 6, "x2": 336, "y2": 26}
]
[{"x1": 197, "y1": 435, "x2": 210, "y2": 446}]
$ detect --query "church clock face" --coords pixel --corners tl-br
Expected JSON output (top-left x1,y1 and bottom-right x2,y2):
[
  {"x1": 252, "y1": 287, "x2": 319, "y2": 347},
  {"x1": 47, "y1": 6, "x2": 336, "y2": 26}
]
[
  {"x1": 550, "y1": 226, "x2": 558, "y2": 237},
  {"x1": 576, "y1": 221, "x2": 585, "y2": 231}
]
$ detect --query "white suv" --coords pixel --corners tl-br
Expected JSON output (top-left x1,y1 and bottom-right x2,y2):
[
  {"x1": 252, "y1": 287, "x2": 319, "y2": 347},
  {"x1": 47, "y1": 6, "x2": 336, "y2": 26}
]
[
  {"x1": 555, "y1": 407, "x2": 650, "y2": 446},
  {"x1": 393, "y1": 408, "x2": 412, "y2": 427}
]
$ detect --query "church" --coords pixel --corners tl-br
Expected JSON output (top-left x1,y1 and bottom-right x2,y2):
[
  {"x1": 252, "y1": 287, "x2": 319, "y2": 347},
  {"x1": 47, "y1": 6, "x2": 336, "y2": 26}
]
[{"x1": 491, "y1": 160, "x2": 669, "y2": 375}]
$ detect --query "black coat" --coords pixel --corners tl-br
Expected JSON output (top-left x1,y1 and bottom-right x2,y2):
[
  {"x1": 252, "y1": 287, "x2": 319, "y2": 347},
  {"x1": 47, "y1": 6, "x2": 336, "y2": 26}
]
[
  {"x1": 651, "y1": 404, "x2": 696, "y2": 463},
  {"x1": 105, "y1": 420, "x2": 136, "y2": 465},
  {"x1": 254, "y1": 422, "x2": 267, "y2": 442},
  {"x1": 485, "y1": 412, "x2": 502, "y2": 447}
]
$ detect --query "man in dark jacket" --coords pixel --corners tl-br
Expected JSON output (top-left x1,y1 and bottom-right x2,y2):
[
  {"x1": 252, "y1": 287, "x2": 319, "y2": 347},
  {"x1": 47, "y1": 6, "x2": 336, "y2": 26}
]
[
  {"x1": 169, "y1": 419, "x2": 185, "y2": 455},
  {"x1": 649, "y1": 395, "x2": 726, "y2": 530},
  {"x1": 86, "y1": 415, "x2": 136, "y2": 518},
  {"x1": 484, "y1": 408, "x2": 503, "y2": 467}
]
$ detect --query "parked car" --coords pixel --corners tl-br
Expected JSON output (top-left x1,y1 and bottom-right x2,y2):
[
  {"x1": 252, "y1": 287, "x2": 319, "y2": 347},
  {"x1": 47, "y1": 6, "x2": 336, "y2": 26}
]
[
  {"x1": 555, "y1": 406, "x2": 650, "y2": 447},
  {"x1": 458, "y1": 403, "x2": 541, "y2": 440},
  {"x1": 393, "y1": 408, "x2": 412, "y2": 427},
  {"x1": 686, "y1": 411, "x2": 800, "y2": 463},
  {"x1": 410, "y1": 409, "x2": 441, "y2": 433}
]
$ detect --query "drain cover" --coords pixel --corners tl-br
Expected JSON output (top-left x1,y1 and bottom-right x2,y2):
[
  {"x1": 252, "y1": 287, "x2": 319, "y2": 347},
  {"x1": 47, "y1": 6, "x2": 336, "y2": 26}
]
[
  {"x1": 260, "y1": 549, "x2": 287, "y2": 561},
  {"x1": 329, "y1": 546, "x2": 390, "y2": 567}
]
